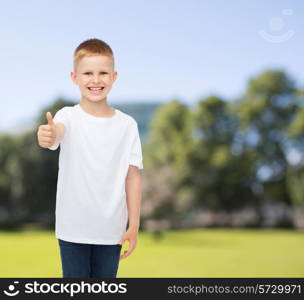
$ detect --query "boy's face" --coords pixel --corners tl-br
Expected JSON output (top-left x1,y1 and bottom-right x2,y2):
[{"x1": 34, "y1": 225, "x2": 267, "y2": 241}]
[{"x1": 70, "y1": 55, "x2": 117, "y2": 104}]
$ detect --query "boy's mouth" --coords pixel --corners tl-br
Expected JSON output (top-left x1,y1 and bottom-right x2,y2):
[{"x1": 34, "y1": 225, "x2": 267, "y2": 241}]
[{"x1": 87, "y1": 87, "x2": 105, "y2": 94}]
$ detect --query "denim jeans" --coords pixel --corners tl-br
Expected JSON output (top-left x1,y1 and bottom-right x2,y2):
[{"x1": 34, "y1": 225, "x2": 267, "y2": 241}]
[{"x1": 58, "y1": 239, "x2": 122, "y2": 278}]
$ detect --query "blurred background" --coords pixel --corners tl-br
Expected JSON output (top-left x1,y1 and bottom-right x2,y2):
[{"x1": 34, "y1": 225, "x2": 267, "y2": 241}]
[{"x1": 0, "y1": 0, "x2": 303, "y2": 277}]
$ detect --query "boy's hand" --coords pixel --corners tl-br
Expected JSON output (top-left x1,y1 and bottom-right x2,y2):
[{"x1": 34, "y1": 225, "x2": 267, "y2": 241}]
[
  {"x1": 37, "y1": 112, "x2": 57, "y2": 148},
  {"x1": 118, "y1": 227, "x2": 138, "y2": 260}
]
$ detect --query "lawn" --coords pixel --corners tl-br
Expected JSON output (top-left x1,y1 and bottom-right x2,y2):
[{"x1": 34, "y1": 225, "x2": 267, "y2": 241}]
[{"x1": 0, "y1": 228, "x2": 303, "y2": 277}]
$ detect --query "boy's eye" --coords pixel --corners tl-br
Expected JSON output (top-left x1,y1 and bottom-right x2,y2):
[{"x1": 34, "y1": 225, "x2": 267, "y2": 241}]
[{"x1": 84, "y1": 72, "x2": 108, "y2": 75}]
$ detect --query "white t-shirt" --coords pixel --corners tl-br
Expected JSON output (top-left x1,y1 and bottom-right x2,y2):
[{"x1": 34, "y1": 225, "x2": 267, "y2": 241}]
[{"x1": 48, "y1": 104, "x2": 143, "y2": 244}]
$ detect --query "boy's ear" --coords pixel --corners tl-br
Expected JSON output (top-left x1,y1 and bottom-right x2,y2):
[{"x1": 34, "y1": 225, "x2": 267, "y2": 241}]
[
  {"x1": 70, "y1": 71, "x2": 77, "y2": 84},
  {"x1": 112, "y1": 71, "x2": 118, "y2": 83}
]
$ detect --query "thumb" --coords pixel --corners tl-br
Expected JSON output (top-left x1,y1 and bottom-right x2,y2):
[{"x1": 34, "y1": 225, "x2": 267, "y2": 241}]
[
  {"x1": 118, "y1": 235, "x2": 126, "y2": 245},
  {"x1": 46, "y1": 112, "x2": 54, "y2": 126}
]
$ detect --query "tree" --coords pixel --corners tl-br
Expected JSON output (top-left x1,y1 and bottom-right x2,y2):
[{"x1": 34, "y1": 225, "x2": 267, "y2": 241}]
[
  {"x1": 234, "y1": 70, "x2": 297, "y2": 208},
  {"x1": 189, "y1": 95, "x2": 258, "y2": 212},
  {"x1": 142, "y1": 100, "x2": 195, "y2": 226}
]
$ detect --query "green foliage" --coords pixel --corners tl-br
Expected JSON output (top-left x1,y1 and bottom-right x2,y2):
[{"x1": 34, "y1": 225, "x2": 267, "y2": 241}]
[
  {"x1": 286, "y1": 107, "x2": 304, "y2": 140},
  {"x1": 0, "y1": 135, "x2": 19, "y2": 208},
  {"x1": 287, "y1": 167, "x2": 304, "y2": 207},
  {"x1": 141, "y1": 100, "x2": 196, "y2": 221},
  {"x1": 144, "y1": 99, "x2": 194, "y2": 179},
  {"x1": 245, "y1": 70, "x2": 295, "y2": 97}
]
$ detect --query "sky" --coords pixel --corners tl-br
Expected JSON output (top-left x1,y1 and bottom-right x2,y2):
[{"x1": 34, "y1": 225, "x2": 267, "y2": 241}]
[{"x1": 0, "y1": 0, "x2": 303, "y2": 132}]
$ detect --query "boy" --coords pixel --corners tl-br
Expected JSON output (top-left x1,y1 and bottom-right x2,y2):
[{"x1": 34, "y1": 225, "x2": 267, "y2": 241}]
[{"x1": 37, "y1": 38, "x2": 143, "y2": 278}]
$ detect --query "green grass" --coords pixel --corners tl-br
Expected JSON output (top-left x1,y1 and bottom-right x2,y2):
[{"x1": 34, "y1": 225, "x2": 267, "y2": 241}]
[{"x1": 0, "y1": 228, "x2": 303, "y2": 277}]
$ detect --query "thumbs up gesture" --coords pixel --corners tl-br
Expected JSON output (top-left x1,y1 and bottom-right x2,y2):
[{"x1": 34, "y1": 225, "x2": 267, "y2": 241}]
[{"x1": 37, "y1": 112, "x2": 57, "y2": 148}]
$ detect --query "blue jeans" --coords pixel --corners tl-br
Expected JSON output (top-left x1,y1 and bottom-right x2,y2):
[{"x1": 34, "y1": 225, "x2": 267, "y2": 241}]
[{"x1": 58, "y1": 239, "x2": 122, "y2": 278}]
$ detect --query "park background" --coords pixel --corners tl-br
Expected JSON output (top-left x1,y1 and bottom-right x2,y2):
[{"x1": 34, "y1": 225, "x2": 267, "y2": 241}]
[{"x1": 0, "y1": 0, "x2": 303, "y2": 277}]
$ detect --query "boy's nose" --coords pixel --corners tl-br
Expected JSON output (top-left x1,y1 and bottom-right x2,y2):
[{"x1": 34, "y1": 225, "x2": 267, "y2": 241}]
[
  {"x1": 92, "y1": 78, "x2": 100, "y2": 84},
  {"x1": 92, "y1": 76, "x2": 102, "y2": 84}
]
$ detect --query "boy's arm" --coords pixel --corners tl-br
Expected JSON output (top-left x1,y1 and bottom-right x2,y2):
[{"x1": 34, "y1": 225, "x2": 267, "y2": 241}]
[
  {"x1": 125, "y1": 165, "x2": 142, "y2": 231},
  {"x1": 119, "y1": 165, "x2": 142, "y2": 260}
]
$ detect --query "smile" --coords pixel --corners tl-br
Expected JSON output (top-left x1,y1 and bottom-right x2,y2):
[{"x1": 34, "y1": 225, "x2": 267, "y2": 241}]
[
  {"x1": 87, "y1": 87, "x2": 105, "y2": 94},
  {"x1": 88, "y1": 87, "x2": 104, "y2": 91}
]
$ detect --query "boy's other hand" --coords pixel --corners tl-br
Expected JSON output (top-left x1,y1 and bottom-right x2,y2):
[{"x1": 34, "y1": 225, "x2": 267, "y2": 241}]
[
  {"x1": 37, "y1": 112, "x2": 57, "y2": 148},
  {"x1": 118, "y1": 227, "x2": 138, "y2": 260}
]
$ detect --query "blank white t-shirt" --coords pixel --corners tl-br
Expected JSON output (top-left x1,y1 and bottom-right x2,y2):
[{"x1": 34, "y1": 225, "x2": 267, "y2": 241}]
[{"x1": 48, "y1": 104, "x2": 143, "y2": 244}]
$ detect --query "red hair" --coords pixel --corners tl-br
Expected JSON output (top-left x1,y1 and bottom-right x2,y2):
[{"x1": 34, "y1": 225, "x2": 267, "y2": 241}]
[{"x1": 73, "y1": 38, "x2": 114, "y2": 71}]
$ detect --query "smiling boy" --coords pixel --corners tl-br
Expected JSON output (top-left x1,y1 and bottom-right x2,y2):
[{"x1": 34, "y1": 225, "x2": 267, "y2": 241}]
[{"x1": 37, "y1": 38, "x2": 143, "y2": 278}]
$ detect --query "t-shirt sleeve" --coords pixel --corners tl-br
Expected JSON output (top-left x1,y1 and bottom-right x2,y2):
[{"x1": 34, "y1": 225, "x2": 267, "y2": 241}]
[
  {"x1": 48, "y1": 107, "x2": 69, "y2": 151},
  {"x1": 129, "y1": 121, "x2": 144, "y2": 170}
]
